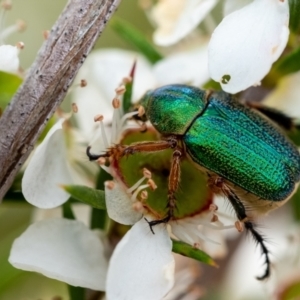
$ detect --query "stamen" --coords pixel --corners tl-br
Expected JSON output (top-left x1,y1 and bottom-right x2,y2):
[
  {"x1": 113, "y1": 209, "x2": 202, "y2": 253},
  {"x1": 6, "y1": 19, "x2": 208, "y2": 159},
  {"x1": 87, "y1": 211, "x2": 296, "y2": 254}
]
[
  {"x1": 43, "y1": 30, "x2": 49, "y2": 40},
  {"x1": 143, "y1": 168, "x2": 151, "y2": 179},
  {"x1": 119, "y1": 111, "x2": 139, "y2": 129},
  {"x1": 211, "y1": 214, "x2": 218, "y2": 222},
  {"x1": 140, "y1": 190, "x2": 148, "y2": 200},
  {"x1": 112, "y1": 97, "x2": 120, "y2": 109},
  {"x1": 138, "y1": 106, "x2": 145, "y2": 117},
  {"x1": 97, "y1": 157, "x2": 106, "y2": 165},
  {"x1": 115, "y1": 85, "x2": 126, "y2": 95},
  {"x1": 130, "y1": 184, "x2": 149, "y2": 201},
  {"x1": 127, "y1": 176, "x2": 147, "y2": 194},
  {"x1": 94, "y1": 114, "x2": 104, "y2": 122},
  {"x1": 93, "y1": 114, "x2": 109, "y2": 150},
  {"x1": 105, "y1": 181, "x2": 115, "y2": 190},
  {"x1": 235, "y1": 220, "x2": 244, "y2": 233},
  {"x1": 71, "y1": 103, "x2": 78, "y2": 113},
  {"x1": 122, "y1": 76, "x2": 132, "y2": 84},
  {"x1": 147, "y1": 179, "x2": 157, "y2": 190},
  {"x1": 209, "y1": 204, "x2": 218, "y2": 211},
  {"x1": 80, "y1": 79, "x2": 87, "y2": 87},
  {"x1": 1, "y1": 0, "x2": 12, "y2": 10},
  {"x1": 16, "y1": 41, "x2": 24, "y2": 49},
  {"x1": 0, "y1": 20, "x2": 26, "y2": 41},
  {"x1": 132, "y1": 201, "x2": 144, "y2": 213}
]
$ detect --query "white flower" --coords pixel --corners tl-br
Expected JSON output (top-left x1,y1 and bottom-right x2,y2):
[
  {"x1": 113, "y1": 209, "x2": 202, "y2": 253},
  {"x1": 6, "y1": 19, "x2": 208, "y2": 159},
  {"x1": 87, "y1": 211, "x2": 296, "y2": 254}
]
[
  {"x1": 9, "y1": 218, "x2": 108, "y2": 291},
  {"x1": 0, "y1": 5, "x2": 25, "y2": 73},
  {"x1": 92, "y1": 88, "x2": 235, "y2": 299},
  {"x1": 208, "y1": 0, "x2": 289, "y2": 93},
  {"x1": 150, "y1": 0, "x2": 219, "y2": 46},
  {"x1": 22, "y1": 119, "x2": 75, "y2": 208},
  {"x1": 0, "y1": 44, "x2": 19, "y2": 73}
]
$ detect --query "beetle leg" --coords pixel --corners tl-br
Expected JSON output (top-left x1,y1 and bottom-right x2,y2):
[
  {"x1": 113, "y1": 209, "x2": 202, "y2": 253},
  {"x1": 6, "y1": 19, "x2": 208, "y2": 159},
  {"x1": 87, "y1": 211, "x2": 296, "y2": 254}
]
[
  {"x1": 245, "y1": 102, "x2": 296, "y2": 130},
  {"x1": 145, "y1": 148, "x2": 183, "y2": 233},
  {"x1": 86, "y1": 136, "x2": 178, "y2": 161},
  {"x1": 215, "y1": 178, "x2": 271, "y2": 280}
]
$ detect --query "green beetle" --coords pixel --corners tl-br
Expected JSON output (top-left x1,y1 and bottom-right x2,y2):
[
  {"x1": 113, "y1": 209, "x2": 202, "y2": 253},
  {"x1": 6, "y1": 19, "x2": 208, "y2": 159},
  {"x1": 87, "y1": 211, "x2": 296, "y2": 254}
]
[{"x1": 87, "y1": 84, "x2": 300, "y2": 280}]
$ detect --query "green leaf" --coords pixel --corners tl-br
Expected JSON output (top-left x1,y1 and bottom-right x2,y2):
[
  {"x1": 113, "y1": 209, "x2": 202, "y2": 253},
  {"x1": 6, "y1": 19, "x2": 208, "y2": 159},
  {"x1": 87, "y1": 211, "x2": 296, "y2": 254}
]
[
  {"x1": 0, "y1": 71, "x2": 22, "y2": 109},
  {"x1": 172, "y1": 240, "x2": 218, "y2": 267},
  {"x1": 63, "y1": 185, "x2": 106, "y2": 210},
  {"x1": 68, "y1": 284, "x2": 85, "y2": 300},
  {"x1": 289, "y1": 0, "x2": 300, "y2": 33},
  {"x1": 122, "y1": 61, "x2": 136, "y2": 114},
  {"x1": 111, "y1": 18, "x2": 163, "y2": 64},
  {"x1": 63, "y1": 201, "x2": 76, "y2": 220},
  {"x1": 274, "y1": 46, "x2": 300, "y2": 76}
]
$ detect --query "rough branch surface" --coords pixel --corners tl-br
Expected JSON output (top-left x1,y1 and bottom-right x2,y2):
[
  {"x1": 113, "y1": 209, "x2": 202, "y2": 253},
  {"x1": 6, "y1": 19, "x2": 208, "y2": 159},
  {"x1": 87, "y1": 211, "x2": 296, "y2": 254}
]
[{"x1": 0, "y1": 0, "x2": 122, "y2": 200}]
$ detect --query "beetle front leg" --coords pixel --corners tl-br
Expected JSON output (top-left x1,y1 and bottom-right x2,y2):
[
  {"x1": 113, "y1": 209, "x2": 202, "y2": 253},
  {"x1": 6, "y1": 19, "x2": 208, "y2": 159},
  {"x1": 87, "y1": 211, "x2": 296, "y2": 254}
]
[
  {"x1": 86, "y1": 136, "x2": 178, "y2": 162},
  {"x1": 146, "y1": 148, "x2": 183, "y2": 233},
  {"x1": 211, "y1": 177, "x2": 271, "y2": 280}
]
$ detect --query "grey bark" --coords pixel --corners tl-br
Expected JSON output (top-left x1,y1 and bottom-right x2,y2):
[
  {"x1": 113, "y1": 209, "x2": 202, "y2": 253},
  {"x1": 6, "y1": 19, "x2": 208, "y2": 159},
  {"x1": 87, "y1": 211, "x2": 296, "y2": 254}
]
[{"x1": 0, "y1": 0, "x2": 122, "y2": 200}]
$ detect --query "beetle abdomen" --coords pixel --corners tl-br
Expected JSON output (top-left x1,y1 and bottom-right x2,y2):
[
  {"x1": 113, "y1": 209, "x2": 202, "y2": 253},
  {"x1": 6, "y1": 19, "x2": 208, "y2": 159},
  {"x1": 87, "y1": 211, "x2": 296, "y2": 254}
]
[{"x1": 184, "y1": 93, "x2": 300, "y2": 201}]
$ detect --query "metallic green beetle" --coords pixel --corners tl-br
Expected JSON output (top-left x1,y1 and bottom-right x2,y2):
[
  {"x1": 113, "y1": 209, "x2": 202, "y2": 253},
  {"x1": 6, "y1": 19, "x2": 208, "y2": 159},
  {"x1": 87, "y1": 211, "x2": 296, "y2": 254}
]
[{"x1": 87, "y1": 84, "x2": 300, "y2": 280}]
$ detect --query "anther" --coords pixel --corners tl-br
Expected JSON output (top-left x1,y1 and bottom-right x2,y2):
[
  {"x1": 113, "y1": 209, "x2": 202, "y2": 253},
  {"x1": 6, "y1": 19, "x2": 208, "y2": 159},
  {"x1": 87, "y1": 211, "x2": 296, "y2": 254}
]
[
  {"x1": 138, "y1": 106, "x2": 145, "y2": 117},
  {"x1": 122, "y1": 76, "x2": 132, "y2": 84},
  {"x1": 16, "y1": 20, "x2": 26, "y2": 32},
  {"x1": 16, "y1": 41, "x2": 24, "y2": 49},
  {"x1": 112, "y1": 98, "x2": 120, "y2": 109},
  {"x1": 193, "y1": 242, "x2": 200, "y2": 249},
  {"x1": 132, "y1": 201, "x2": 144, "y2": 213},
  {"x1": 140, "y1": 190, "x2": 148, "y2": 200},
  {"x1": 1, "y1": 0, "x2": 12, "y2": 10},
  {"x1": 147, "y1": 179, "x2": 157, "y2": 190},
  {"x1": 211, "y1": 214, "x2": 218, "y2": 222},
  {"x1": 105, "y1": 181, "x2": 115, "y2": 190},
  {"x1": 97, "y1": 157, "x2": 106, "y2": 165},
  {"x1": 72, "y1": 103, "x2": 78, "y2": 113},
  {"x1": 80, "y1": 79, "x2": 87, "y2": 87},
  {"x1": 143, "y1": 168, "x2": 151, "y2": 179},
  {"x1": 235, "y1": 221, "x2": 244, "y2": 233},
  {"x1": 140, "y1": 123, "x2": 147, "y2": 132},
  {"x1": 115, "y1": 85, "x2": 126, "y2": 95},
  {"x1": 94, "y1": 114, "x2": 104, "y2": 122},
  {"x1": 43, "y1": 30, "x2": 50, "y2": 40},
  {"x1": 209, "y1": 204, "x2": 218, "y2": 212}
]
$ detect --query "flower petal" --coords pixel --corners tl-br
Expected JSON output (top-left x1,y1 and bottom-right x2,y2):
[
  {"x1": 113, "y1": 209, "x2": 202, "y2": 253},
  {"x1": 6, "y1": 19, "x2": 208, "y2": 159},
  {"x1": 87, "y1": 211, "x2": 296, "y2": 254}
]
[
  {"x1": 105, "y1": 181, "x2": 142, "y2": 225},
  {"x1": 263, "y1": 72, "x2": 300, "y2": 118},
  {"x1": 22, "y1": 119, "x2": 74, "y2": 208},
  {"x1": 223, "y1": 0, "x2": 252, "y2": 16},
  {"x1": 152, "y1": 0, "x2": 218, "y2": 46},
  {"x1": 9, "y1": 219, "x2": 108, "y2": 290},
  {"x1": 153, "y1": 42, "x2": 210, "y2": 87},
  {"x1": 0, "y1": 45, "x2": 19, "y2": 73},
  {"x1": 72, "y1": 49, "x2": 156, "y2": 140},
  {"x1": 106, "y1": 219, "x2": 175, "y2": 300},
  {"x1": 208, "y1": 0, "x2": 289, "y2": 93}
]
